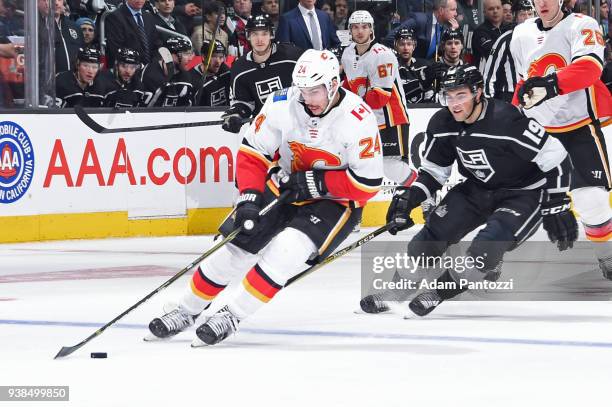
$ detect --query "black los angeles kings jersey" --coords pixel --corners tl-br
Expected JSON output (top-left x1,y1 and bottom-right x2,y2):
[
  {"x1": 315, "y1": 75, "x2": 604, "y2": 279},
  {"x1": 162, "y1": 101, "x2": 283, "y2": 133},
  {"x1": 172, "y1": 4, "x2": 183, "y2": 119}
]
[
  {"x1": 230, "y1": 42, "x2": 303, "y2": 116},
  {"x1": 190, "y1": 63, "x2": 231, "y2": 107},
  {"x1": 398, "y1": 57, "x2": 434, "y2": 103},
  {"x1": 141, "y1": 62, "x2": 196, "y2": 107},
  {"x1": 55, "y1": 70, "x2": 107, "y2": 108},
  {"x1": 414, "y1": 99, "x2": 572, "y2": 198}
]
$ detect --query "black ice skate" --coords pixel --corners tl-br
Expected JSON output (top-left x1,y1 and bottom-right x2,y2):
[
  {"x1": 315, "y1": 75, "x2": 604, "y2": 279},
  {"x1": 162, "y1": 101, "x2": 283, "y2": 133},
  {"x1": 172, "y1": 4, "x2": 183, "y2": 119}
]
[
  {"x1": 359, "y1": 294, "x2": 390, "y2": 314},
  {"x1": 193, "y1": 306, "x2": 240, "y2": 346},
  {"x1": 146, "y1": 306, "x2": 198, "y2": 340},
  {"x1": 408, "y1": 291, "x2": 443, "y2": 317}
]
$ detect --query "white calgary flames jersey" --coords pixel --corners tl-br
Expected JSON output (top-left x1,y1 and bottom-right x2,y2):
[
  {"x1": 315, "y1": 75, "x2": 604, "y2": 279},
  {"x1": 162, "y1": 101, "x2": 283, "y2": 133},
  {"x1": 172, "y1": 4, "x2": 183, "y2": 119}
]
[
  {"x1": 240, "y1": 87, "x2": 384, "y2": 205},
  {"x1": 341, "y1": 42, "x2": 409, "y2": 129},
  {"x1": 510, "y1": 13, "x2": 610, "y2": 131}
]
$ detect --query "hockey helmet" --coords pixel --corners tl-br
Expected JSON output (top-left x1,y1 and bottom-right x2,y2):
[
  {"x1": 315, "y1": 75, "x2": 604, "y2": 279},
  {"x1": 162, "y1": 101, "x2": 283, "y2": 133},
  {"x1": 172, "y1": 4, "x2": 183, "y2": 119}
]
[
  {"x1": 348, "y1": 10, "x2": 375, "y2": 42},
  {"x1": 292, "y1": 49, "x2": 340, "y2": 113},
  {"x1": 201, "y1": 39, "x2": 227, "y2": 56},
  {"x1": 439, "y1": 65, "x2": 483, "y2": 105},
  {"x1": 326, "y1": 45, "x2": 345, "y2": 61},
  {"x1": 116, "y1": 48, "x2": 140, "y2": 65},
  {"x1": 394, "y1": 28, "x2": 417, "y2": 44},
  {"x1": 77, "y1": 47, "x2": 101, "y2": 64},
  {"x1": 513, "y1": 0, "x2": 534, "y2": 12},
  {"x1": 246, "y1": 14, "x2": 274, "y2": 35},
  {"x1": 164, "y1": 37, "x2": 193, "y2": 54},
  {"x1": 440, "y1": 29, "x2": 464, "y2": 45}
]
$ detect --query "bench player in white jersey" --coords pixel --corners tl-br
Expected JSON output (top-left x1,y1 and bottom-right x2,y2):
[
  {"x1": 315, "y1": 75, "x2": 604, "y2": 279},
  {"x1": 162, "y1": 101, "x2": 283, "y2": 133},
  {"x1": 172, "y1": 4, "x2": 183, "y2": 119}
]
[
  {"x1": 510, "y1": 0, "x2": 612, "y2": 279},
  {"x1": 341, "y1": 11, "x2": 416, "y2": 188},
  {"x1": 146, "y1": 49, "x2": 384, "y2": 346}
]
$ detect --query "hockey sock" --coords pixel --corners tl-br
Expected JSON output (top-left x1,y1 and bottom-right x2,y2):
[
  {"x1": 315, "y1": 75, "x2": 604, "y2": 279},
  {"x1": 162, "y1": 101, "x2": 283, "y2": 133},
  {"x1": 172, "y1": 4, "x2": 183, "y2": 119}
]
[
  {"x1": 229, "y1": 264, "x2": 284, "y2": 320},
  {"x1": 181, "y1": 266, "x2": 227, "y2": 315}
]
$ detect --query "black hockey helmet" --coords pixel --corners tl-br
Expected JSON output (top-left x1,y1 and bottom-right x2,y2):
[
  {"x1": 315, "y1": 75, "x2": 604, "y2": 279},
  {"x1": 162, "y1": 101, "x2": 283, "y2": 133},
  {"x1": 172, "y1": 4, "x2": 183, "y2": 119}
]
[
  {"x1": 77, "y1": 47, "x2": 101, "y2": 63},
  {"x1": 512, "y1": 0, "x2": 534, "y2": 12},
  {"x1": 201, "y1": 39, "x2": 227, "y2": 56},
  {"x1": 116, "y1": 48, "x2": 140, "y2": 65},
  {"x1": 326, "y1": 45, "x2": 345, "y2": 61},
  {"x1": 440, "y1": 29, "x2": 464, "y2": 45},
  {"x1": 165, "y1": 37, "x2": 193, "y2": 54},
  {"x1": 394, "y1": 28, "x2": 416, "y2": 43},
  {"x1": 440, "y1": 64, "x2": 483, "y2": 93},
  {"x1": 246, "y1": 14, "x2": 274, "y2": 34}
]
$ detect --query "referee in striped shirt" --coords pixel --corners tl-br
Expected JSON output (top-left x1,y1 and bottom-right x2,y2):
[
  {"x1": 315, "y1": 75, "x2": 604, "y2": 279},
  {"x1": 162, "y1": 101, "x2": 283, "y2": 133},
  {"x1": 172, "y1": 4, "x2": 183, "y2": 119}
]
[{"x1": 483, "y1": 0, "x2": 534, "y2": 102}]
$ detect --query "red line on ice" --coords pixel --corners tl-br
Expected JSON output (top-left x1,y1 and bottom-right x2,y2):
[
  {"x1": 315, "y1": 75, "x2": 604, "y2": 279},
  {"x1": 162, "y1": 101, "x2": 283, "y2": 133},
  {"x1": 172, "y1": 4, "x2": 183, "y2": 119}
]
[{"x1": 0, "y1": 265, "x2": 178, "y2": 283}]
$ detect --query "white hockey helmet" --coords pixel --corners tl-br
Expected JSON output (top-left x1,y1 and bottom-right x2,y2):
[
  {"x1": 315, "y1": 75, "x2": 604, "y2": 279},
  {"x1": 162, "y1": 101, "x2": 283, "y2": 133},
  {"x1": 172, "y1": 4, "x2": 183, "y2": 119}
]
[
  {"x1": 348, "y1": 10, "x2": 375, "y2": 42},
  {"x1": 292, "y1": 49, "x2": 340, "y2": 114}
]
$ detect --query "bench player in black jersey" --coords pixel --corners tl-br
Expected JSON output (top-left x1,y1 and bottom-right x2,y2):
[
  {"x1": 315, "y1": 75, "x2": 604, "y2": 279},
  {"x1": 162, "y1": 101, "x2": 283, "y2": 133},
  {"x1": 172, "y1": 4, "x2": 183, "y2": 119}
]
[
  {"x1": 102, "y1": 48, "x2": 145, "y2": 108},
  {"x1": 55, "y1": 47, "x2": 106, "y2": 108},
  {"x1": 221, "y1": 14, "x2": 303, "y2": 133},
  {"x1": 360, "y1": 65, "x2": 577, "y2": 317},
  {"x1": 191, "y1": 39, "x2": 231, "y2": 107}
]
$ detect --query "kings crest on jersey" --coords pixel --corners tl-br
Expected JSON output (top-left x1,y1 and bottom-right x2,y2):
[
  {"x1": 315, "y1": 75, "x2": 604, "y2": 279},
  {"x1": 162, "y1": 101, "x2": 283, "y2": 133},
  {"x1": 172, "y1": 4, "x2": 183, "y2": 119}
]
[
  {"x1": 236, "y1": 87, "x2": 384, "y2": 207},
  {"x1": 510, "y1": 13, "x2": 612, "y2": 131}
]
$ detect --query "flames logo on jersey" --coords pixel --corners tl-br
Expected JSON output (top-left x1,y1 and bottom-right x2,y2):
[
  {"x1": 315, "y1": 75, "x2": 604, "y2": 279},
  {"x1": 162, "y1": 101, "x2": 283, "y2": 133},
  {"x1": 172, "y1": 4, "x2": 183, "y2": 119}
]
[
  {"x1": 527, "y1": 53, "x2": 567, "y2": 78},
  {"x1": 254, "y1": 114, "x2": 266, "y2": 133},
  {"x1": 346, "y1": 77, "x2": 369, "y2": 98},
  {"x1": 288, "y1": 141, "x2": 342, "y2": 172},
  {"x1": 0, "y1": 121, "x2": 35, "y2": 204}
]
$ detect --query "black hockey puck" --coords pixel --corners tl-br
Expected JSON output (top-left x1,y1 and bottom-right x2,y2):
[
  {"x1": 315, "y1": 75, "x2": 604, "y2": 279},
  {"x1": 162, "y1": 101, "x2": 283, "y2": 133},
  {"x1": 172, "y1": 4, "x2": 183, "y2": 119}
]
[{"x1": 90, "y1": 352, "x2": 107, "y2": 358}]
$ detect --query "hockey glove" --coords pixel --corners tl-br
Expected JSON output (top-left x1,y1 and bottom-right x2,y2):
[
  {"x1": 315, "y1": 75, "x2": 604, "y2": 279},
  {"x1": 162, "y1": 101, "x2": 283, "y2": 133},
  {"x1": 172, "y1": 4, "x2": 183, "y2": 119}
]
[
  {"x1": 518, "y1": 73, "x2": 559, "y2": 109},
  {"x1": 221, "y1": 105, "x2": 250, "y2": 133},
  {"x1": 541, "y1": 193, "x2": 578, "y2": 251},
  {"x1": 278, "y1": 171, "x2": 328, "y2": 204},
  {"x1": 386, "y1": 187, "x2": 424, "y2": 235},
  {"x1": 234, "y1": 190, "x2": 263, "y2": 235}
]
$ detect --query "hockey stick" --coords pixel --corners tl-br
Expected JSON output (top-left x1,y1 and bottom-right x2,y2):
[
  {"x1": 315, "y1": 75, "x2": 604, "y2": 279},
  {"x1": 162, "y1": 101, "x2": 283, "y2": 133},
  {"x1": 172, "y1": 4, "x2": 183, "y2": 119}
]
[
  {"x1": 74, "y1": 105, "x2": 224, "y2": 134},
  {"x1": 54, "y1": 191, "x2": 290, "y2": 359},
  {"x1": 285, "y1": 222, "x2": 394, "y2": 288},
  {"x1": 197, "y1": 12, "x2": 223, "y2": 106}
]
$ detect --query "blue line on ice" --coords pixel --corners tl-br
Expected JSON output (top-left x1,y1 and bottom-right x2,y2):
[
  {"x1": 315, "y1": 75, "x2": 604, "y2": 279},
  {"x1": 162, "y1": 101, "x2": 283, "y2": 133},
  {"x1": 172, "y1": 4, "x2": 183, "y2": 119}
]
[{"x1": 3, "y1": 319, "x2": 612, "y2": 349}]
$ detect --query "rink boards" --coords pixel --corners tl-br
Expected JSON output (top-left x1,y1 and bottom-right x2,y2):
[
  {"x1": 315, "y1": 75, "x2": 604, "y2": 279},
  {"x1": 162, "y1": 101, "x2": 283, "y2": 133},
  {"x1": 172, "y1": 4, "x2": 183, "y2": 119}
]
[{"x1": 0, "y1": 108, "x2": 609, "y2": 243}]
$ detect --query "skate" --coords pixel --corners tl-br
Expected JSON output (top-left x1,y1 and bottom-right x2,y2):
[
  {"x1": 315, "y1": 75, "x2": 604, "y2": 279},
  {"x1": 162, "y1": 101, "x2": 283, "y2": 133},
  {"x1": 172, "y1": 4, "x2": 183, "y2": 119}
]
[
  {"x1": 599, "y1": 255, "x2": 612, "y2": 281},
  {"x1": 192, "y1": 306, "x2": 240, "y2": 346},
  {"x1": 145, "y1": 304, "x2": 198, "y2": 341},
  {"x1": 408, "y1": 290, "x2": 443, "y2": 317},
  {"x1": 358, "y1": 293, "x2": 391, "y2": 314}
]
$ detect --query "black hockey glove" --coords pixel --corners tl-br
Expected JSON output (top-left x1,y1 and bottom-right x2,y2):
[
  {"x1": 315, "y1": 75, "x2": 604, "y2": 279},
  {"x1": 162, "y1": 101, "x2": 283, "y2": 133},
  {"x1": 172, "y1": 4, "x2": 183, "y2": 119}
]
[
  {"x1": 541, "y1": 193, "x2": 578, "y2": 251},
  {"x1": 234, "y1": 190, "x2": 263, "y2": 235},
  {"x1": 518, "y1": 73, "x2": 559, "y2": 109},
  {"x1": 386, "y1": 187, "x2": 425, "y2": 235},
  {"x1": 278, "y1": 171, "x2": 328, "y2": 204},
  {"x1": 221, "y1": 105, "x2": 250, "y2": 133}
]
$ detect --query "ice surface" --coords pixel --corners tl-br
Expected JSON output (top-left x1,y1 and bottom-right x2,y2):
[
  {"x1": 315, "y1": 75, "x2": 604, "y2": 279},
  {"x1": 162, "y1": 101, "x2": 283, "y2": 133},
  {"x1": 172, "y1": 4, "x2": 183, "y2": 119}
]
[{"x1": 2, "y1": 228, "x2": 612, "y2": 406}]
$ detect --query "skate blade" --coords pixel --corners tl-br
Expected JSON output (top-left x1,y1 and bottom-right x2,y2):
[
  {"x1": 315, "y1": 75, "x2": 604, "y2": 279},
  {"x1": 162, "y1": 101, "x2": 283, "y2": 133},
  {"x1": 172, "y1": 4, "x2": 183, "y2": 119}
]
[
  {"x1": 143, "y1": 333, "x2": 170, "y2": 342},
  {"x1": 353, "y1": 307, "x2": 393, "y2": 315},
  {"x1": 190, "y1": 337, "x2": 209, "y2": 348}
]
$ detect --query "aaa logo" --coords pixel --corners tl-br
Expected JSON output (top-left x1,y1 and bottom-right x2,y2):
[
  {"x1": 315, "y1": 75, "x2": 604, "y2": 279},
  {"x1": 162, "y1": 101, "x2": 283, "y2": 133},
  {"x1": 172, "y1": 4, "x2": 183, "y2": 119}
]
[{"x1": 0, "y1": 121, "x2": 35, "y2": 204}]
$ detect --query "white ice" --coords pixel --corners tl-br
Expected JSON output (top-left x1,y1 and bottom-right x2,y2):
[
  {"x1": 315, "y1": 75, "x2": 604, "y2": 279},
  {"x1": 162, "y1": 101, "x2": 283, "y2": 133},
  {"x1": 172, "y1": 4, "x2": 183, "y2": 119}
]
[{"x1": 1, "y1": 227, "x2": 612, "y2": 407}]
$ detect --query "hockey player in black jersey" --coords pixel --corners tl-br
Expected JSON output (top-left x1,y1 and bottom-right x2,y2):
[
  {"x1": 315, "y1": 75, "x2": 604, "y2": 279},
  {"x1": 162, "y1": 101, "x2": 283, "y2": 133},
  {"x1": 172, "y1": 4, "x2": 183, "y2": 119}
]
[
  {"x1": 428, "y1": 29, "x2": 466, "y2": 97},
  {"x1": 360, "y1": 65, "x2": 577, "y2": 317},
  {"x1": 192, "y1": 39, "x2": 231, "y2": 107},
  {"x1": 221, "y1": 14, "x2": 303, "y2": 133},
  {"x1": 55, "y1": 47, "x2": 106, "y2": 108},
  {"x1": 102, "y1": 48, "x2": 145, "y2": 108},
  {"x1": 141, "y1": 37, "x2": 196, "y2": 107},
  {"x1": 394, "y1": 28, "x2": 434, "y2": 104}
]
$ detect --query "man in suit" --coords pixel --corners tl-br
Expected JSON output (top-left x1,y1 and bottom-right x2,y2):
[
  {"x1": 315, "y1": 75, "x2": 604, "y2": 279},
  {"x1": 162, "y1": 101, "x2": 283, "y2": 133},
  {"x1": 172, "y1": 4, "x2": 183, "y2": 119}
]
[
  {"x1": 384, "y1": 0, "x2": 459, "y2": 59},
  {"x1": 106, "y1": 0, "x2": 161, "y2": 66},
  {"x1": 152, "y1": 0, "x2": 188, "y2": 42},
  {"x1": 276, "y1": 0, "x2": 340, "y2": 50}
]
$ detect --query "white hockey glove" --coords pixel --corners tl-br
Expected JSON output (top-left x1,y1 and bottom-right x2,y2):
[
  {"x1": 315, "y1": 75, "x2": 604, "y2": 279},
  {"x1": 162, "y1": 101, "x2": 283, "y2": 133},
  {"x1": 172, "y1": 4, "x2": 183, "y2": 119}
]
[{"x1": 518, "y1": 73, "x2": 559, "y2": 109}]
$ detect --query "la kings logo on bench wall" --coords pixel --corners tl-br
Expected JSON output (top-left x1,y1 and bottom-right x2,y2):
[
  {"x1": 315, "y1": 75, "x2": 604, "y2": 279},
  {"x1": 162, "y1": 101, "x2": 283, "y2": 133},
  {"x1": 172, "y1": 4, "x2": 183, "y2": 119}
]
[
  {"x1": 457, "y1": 147, "x2": 495, "y2": 182},
  {"x1": 255, "y1": 77, "x2": 283, "y2": 103}
]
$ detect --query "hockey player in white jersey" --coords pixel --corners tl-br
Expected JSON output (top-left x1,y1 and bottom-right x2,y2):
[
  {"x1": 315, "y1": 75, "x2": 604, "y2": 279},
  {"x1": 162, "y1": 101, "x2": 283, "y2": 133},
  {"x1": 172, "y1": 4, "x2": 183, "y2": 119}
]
[
  {"x1": 341, "y1": 11, "x2": 417, "y2": 189},
  {"x1": 146, "y1": 49, "x2": 384, "y2": 346},
  {"x1": 510, "y1": 0, "x2": 612, "y2": 279}
]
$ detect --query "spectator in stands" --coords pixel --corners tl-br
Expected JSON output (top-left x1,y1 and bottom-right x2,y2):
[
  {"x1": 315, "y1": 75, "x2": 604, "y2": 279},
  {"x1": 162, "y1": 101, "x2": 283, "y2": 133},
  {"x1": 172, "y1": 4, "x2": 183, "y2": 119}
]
[
  {"x1": 599, "y1": 0, "x2": 609, "y2": 37},
  {"x1": 502, "y1": 0, "x2": 513, "y2": 24},
  {"x1": 276, "y1": 0, "x2": 340, "y2": 50},
  {"x1": 334, "y1": 0, "x2": 349, "y2": 30},
  {"x1": 173, "y1": 0, "x2": 199, "y2": 36},
  {"x1": 192, "y1": 1, "x2": 228, "y2": 55},
  {"x1": 397, "y1": 0, "x2": 434, "y2": 17},
  {"x1": 54, "y1": 0, "x2": 84, "y2": 74},
  {"x1": 384, "y1": 0, "x2": 459, "y2": 59},
  {"x1": 76, "y1": 17, "x2": 96, "y2": 47},
  {"x1": 227, "y1": 0, "x2": 252, "y2": 57},
  {"x1": 456, "y1": 0, "x2": 480, "y2": 30},
  {"x1": 472, "y1": 0, "x2": 511, "y2": 70},
  {"x1": 153, "y1": 0, "x2": 188, "y2": 41},
  {"x1": 321, "y1": 0, "x2": 334, "y2": 21},
  {"x1": 0, "y1": 0, "x2": 21, "y2": 36},
  {"x1": 260, "y1": 0, "x2": 280, "y2": 30},
  {"x1": 105, "y1": 0, "x2": 161, "y2": 66}
]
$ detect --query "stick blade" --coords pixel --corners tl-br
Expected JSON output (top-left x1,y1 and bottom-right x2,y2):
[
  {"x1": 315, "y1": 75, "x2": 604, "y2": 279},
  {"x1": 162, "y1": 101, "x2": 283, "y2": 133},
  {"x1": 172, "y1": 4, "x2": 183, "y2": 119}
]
[{"x1": 54, "y1": 345, "x2": 80, "y2": 359}]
